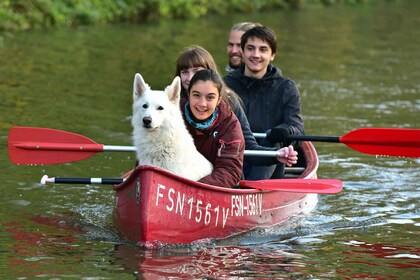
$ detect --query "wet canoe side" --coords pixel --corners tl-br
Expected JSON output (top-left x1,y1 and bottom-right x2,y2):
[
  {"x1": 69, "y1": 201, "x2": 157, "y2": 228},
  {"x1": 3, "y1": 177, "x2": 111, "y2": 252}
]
[{"x1": 113, "y1": 141, "x2": 319, "y2": 245}]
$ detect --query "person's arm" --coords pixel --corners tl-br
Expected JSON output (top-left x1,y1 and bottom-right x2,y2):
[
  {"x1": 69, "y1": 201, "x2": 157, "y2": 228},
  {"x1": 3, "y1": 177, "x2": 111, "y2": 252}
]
[
  {"x1": 282, "y1": 81, "x2": 304, "y2": 135},
  {"x1": 267, "y1": 81, "x2": 304, "y2": 146},
  {"x1": 198, "y1": 121, "x2": 244, "y2": 188},
  {"x1": 230, "y1": 94, "x2": 281, "y2": 166}
]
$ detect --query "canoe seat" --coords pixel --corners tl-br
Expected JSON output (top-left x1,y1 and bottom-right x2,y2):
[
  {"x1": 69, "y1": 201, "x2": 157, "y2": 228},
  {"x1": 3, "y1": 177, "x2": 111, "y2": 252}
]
[{"x1": 284, "y1": 167, "x2": 305, "y2": 178}]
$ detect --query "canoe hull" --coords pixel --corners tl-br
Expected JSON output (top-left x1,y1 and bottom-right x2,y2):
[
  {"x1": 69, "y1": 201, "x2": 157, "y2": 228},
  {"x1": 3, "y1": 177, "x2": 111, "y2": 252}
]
[{"x1": 113, "y1": 141, "x2": 319, "y2": 245}]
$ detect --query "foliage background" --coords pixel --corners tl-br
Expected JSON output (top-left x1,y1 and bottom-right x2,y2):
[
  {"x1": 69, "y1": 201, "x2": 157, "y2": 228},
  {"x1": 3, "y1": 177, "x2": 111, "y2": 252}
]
[{"x1": 0, "y1": 0, "x2": 378, "y2": 32}]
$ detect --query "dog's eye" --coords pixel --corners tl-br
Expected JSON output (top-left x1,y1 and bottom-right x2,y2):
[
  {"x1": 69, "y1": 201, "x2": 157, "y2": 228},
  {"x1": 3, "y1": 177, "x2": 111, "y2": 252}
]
[
  {"x1": 157, "y1": 106, "x2": 164, "y2": 110},
  {"x1": 142, "y1": 104, "x2": 148, "y2": 109}
]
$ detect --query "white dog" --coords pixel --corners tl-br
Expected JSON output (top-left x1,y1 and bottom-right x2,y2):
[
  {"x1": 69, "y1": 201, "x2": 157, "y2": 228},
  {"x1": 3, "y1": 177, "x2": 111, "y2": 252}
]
[{"x1": 131, "y1": 73, "x2": 213, "y2": 181}]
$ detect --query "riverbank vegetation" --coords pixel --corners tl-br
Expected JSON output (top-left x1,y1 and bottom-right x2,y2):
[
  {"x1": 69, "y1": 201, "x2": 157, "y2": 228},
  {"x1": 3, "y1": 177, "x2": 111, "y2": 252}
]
[{"x1": 1, "y1": 0, "x2": 378, "y2": 33}]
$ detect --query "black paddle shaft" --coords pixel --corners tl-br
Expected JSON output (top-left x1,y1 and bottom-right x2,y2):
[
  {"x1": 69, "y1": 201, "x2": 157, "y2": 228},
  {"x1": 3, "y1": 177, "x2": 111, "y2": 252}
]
[
  {"x1": 287, "y1": 135, "x2": 340, "y2": 143},
  {"x1": 53, "y1": 177, "x2": 124, "y2": 184}
]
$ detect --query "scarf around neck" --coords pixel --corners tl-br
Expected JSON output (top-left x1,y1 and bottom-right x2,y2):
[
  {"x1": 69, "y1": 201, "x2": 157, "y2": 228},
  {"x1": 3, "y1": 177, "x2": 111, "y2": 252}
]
[{"x1": 184, "y1": 101, "x2": 219, "y2": 130}]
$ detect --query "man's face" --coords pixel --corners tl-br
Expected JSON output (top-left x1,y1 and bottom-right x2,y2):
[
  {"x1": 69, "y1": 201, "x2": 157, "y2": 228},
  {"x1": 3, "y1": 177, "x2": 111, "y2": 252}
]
[
  {"x1": 227, "y1": 30, "x2": 245, "y2": 69},
  {"x1": 243, "y1": 36, "x2": 275, "y2": 79}
]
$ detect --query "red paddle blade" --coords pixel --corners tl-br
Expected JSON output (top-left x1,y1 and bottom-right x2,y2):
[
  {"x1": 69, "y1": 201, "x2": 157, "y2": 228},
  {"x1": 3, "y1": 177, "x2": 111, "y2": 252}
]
[
  {"x1": 8, "y1": 126, "x2": 104, "y2": 165},
  {"x1": 341, "y1": 128, "x2": 420, "y2": 158},
  {"x1": 239, "y1": 179, "x2": 342, "y2": 194}
]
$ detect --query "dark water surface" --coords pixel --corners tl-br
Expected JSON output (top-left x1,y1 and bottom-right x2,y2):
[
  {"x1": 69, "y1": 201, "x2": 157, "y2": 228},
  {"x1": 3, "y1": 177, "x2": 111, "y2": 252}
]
[{"x1": 1, "y1": 1, "x2": 419, "y2": 279}]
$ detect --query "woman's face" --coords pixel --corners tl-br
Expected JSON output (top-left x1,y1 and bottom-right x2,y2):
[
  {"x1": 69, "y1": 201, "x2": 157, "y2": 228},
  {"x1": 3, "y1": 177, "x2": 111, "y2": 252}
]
[
  {"x1": 180, "y1": 67, "x2": 205, "y2": 91},
  {"x1": 188, "y1": 80, "x2": 221, "y2": 121}
]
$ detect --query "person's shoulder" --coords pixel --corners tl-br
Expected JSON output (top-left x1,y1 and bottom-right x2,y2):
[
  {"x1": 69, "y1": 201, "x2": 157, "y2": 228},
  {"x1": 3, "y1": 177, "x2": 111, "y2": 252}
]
[
  {"x1": 218, "y1": 102, "x2": 242, "y2": 138},
  {"x1": 226, "y1": 65, "x2": 245, "y2": 77},
  {"x1": 218, "y1": 100, "x2": 239, "y2": 122},
  {"x1": 225, "y1": 64, "x2": 236, "y2": 74},
  {"x1": 180, "y1": 97, "x2": 188, "y2": 110},
  {"x1": 224, "y1": 70, "x2": 240, "y2": 80},
  {"x1": 272, "y1": 64, "x2": 283, "y2": 76},
  {"x1": 218, "y1": 99, "x2": 232, "y2": 112},
  {"x1": 267, "y1": 64, "x2": 297, "y2": 85},
  {"x1": 224, "y1": 70, "x2": 247, "y2": 88},
  {"x1": 266, "y1": 64, "x2": 283, "y2": 77}
]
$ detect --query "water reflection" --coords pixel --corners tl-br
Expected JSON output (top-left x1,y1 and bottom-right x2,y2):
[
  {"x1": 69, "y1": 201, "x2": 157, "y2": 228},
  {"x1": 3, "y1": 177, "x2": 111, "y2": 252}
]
[
  {"x1": 114, "y1": 243, "x2": 310, "y2": 279},
  {"x1": 339, "y1": 239, "x2": 420, "y2": 271},
  {"x1": 2, "y1": 216, "x2": 82, "y2": 278},
  {"x1": 2, "y1": 201, "x2": 418, "y2": 278}
]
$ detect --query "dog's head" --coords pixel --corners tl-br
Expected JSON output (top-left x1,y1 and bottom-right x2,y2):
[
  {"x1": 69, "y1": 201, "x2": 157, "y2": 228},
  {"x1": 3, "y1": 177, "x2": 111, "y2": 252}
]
[{"x1": 132, "y1": 73, "x2": 181, "y2": 130}]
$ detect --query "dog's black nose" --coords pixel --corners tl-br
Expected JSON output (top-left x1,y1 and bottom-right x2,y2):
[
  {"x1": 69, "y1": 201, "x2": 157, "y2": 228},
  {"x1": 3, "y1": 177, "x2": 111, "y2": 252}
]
[{"x1": 143, "y1": 116, "x2": 152, "y2": 126}]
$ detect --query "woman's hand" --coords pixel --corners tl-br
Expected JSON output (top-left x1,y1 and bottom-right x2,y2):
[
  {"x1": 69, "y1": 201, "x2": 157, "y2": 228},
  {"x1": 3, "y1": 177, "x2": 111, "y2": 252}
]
[{"x1": 276, "y1": 145, "x2": 298, "y2": 166}]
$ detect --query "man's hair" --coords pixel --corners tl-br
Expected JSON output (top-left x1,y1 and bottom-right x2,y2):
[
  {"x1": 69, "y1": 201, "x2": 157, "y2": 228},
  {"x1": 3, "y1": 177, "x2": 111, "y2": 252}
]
[
  {"x1": 230, "y1": 22, "x2": 262, "y2": 33},
  {"x1": 241, "y1": 25, "x2": 277, "y2": 54}
]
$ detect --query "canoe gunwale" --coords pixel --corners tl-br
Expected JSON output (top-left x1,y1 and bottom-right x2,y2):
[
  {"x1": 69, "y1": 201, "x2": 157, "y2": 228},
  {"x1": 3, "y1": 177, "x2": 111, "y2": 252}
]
[{"x1": 114, "y1": 141, "x2": 319, "y2": 192}]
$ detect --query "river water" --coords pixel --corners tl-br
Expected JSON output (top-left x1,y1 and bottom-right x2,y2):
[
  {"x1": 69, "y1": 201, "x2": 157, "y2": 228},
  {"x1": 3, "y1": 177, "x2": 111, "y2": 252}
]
[{"x1": 1, "y1": 1, "x2": 419, "y2": 279}]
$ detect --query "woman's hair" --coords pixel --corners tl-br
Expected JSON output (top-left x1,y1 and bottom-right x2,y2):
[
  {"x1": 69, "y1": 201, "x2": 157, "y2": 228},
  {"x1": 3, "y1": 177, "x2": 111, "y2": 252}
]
[
  {"x1": 174, "y1": 45, "x2": 219, "y2": 78},
  {"x1": 175, "y1": 45, "x2": 242, "y2": 108},
  {"x1": 188, "y1": 69, "x2": 224, "y2": 99}
]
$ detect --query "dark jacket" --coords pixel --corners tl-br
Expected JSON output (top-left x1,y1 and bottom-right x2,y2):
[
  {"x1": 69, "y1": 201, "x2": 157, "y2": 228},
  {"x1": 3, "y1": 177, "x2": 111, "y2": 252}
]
[
  {"x1": 181, "y1": 98, "x2": 245, "y2": 188},
  {"x1": 224, "y1": 64, "x2": 304, "y2": 138},
  {"x1": 228, "y1": 95, "x2": 279, "y2": 166}
]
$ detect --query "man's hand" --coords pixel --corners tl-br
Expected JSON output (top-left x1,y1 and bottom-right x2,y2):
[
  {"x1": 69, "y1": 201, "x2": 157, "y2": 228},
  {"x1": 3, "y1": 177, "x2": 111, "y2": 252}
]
[
  {"x1": 267, "y1": 124, "x2": 291, "y2": 145},
  {"x1": 276, "y1": 145, "x2": 298, "y2": 166}
]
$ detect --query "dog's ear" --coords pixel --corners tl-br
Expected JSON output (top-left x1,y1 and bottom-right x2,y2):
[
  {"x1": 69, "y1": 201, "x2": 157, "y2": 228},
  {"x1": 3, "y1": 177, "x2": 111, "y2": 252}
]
[
  {"x1": 133, "y1": 73, "x2": 148, "y2": 100},
  {"x1": 167, "y1": 76, "x2": 181, "y2": 104}
]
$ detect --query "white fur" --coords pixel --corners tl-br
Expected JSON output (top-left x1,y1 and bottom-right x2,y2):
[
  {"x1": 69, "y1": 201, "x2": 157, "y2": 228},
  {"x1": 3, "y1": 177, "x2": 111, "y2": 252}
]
[{"x1": 131, "y1": 73, "x2": 213, "y2": 181}]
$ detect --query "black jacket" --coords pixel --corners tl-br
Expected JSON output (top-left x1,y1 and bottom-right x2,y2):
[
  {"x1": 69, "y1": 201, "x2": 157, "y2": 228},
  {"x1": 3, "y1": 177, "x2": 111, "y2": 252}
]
[
  {"x1": 224, "y1": 64, "x2": 304, "y2": 138},
  {"x1": 229, "y1": 96, "x2": 278, "y2": 166}
]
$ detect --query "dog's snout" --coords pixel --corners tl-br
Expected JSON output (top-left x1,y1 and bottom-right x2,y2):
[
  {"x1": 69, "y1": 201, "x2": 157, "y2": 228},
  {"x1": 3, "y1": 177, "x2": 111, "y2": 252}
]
[{"x1": 143, "y1": 116, "x2": 152, "y2": 126}]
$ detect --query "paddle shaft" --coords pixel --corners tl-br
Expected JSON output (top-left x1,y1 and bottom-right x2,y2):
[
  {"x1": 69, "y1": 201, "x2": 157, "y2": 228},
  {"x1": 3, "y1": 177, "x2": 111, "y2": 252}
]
[
  {"x1": 14, "y1": 142, "x2": 137, "y2": 152},
  {"x1": 40, "y1": 175, "x2": 342, "y2": 194},
  {"x1": 254, "y1": 129, "x2": 420, "y2": 158},
  {"x1": 39, "y1": 169, "x2": 305, "y2": 184},
  {"x1": 40, "y1": 175, "x2": 124, "y2": 185},
  {"x1": 253, "y1": 133, "x2": 339, "y2": 143},
  {"x1": 16, "y1": 142, "x2": 282, "y2": 157}
]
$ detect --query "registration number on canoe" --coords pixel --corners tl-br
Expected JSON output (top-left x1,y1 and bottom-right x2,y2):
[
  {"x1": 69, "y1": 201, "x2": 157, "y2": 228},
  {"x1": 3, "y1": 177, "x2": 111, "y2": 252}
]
[{"x1": 155, "y1": 184, "x2": 262, "y2": 228}]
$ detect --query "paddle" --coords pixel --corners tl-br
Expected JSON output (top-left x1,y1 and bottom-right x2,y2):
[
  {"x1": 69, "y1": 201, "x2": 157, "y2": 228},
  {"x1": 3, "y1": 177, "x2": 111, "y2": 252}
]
[
  {"x1": 8, "y1": 126, "x2": 282, "y2": 165},
  {"x1": 253, "y1": 128, "x2": 420, "y2": 158},
  {"x1": 40, "y1": 175, "x2": 342, "y2": 194},
  {"x1": 8, "y1": 126, "x2": 136, "y2": 164},
  {"x1": 8, "y1": 126, "x2": 420, "y2": 165},
  {"x1": 40, "y1": 175, "x2": 125, "y2": 185},
  {"x1": 239, "y1": 178, "x2": 342, "y2": 194}
]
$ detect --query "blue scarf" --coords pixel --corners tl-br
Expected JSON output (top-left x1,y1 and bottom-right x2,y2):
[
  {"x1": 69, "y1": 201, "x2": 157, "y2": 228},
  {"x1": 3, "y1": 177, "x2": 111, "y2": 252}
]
[{"x1": 184, "y1": 101, "x2": 219, "y2": 130}]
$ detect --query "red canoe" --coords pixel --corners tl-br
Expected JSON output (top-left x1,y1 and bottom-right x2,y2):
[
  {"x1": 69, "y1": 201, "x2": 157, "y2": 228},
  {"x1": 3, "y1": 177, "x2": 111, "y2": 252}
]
[{"x1": 113, "y1": 141, "x2": 326, "y2": 245}]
